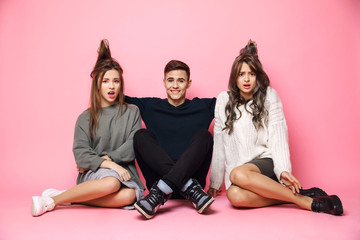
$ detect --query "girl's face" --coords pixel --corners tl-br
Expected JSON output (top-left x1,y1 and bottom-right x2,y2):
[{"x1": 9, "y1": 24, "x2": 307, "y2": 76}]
[
  {"x1": 236, "y1": 62, "x2": 257, "y2": 100},
  {"x1": 100, "y1": 69, "x2": 121, "y2": 107}
]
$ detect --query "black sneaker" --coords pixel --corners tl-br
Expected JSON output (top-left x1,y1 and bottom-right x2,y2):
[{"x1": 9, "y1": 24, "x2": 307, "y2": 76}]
[
  {"x1": 299, "y1": 187, "x2": 327, "y2": 197},
  {"x1": 134, "y1": 182, "x2": 171, "y2": 219},
  {"x1": 182, "y1": 179, "x2": 214, "y2": 214},
  {"x1": 311, "y1": 195, "x2": 343, "y2": 215}
]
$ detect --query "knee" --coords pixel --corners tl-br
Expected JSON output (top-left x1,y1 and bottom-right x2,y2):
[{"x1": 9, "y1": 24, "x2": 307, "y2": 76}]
[
  {"x1": 120, "y1": 188, "x2": 137, "y2": 206},
  {"x1": 229, "y1": 167, "x2": 250, "y2": 187},
  {"x1": 101, "y1": 177, "x2": 121, "y2": 194},
  {"x1": 226, "y1": 186, "x2": 251, "y2": 207}
]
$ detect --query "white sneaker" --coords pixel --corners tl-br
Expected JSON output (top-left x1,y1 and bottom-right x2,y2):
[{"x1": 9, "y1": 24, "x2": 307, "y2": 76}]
[
  {"x1": 32, "y1": 196, "x2": 55, "y2": 217},
  {"x1": 42, "y1": 188, "x2": 71, "y2": 206},
  {"x1": 42, "y1": 188, "x2": 65, "y2": 198}
]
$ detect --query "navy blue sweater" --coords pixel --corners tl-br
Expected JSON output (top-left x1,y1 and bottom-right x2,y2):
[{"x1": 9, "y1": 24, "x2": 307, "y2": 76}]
[{"x1": 125, "y1": 96, "x2": 216, "y2": 160}]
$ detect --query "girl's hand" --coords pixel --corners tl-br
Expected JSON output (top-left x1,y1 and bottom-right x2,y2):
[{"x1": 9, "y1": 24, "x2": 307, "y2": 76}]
[
  {"x1": 77, "y1": 167, "x2": 89, "y2": 173},
  {"x1": 101, "y1": 155, "x2": 112, "y2": 161},
  {"x1": 113, "y1": 165, "x2": 131, "y2": 182},
  {"x1": 207, "y1": 188, "x2": 222, "y2": 197},
  {"x1": 77, "y1": 155, "x2": 111, "y2": 173},
  {"x1": 280, "y1": 171, "x2": 301, "y2": 194},
  {"x1": 100, "y1": 159, "x2": 131, "y2": 182}
]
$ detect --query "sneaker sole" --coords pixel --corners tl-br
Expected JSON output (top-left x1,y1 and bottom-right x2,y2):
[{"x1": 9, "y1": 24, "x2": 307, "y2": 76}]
[
  {"x1": 134, "y1": 202, "x2": 154, "y2": 220},
  {"x1": 197, "y1": 197, "x2": 214, "y2": 214},
  {"x1": 32, "y1": 196, "x2": 41, "y2": 217}
]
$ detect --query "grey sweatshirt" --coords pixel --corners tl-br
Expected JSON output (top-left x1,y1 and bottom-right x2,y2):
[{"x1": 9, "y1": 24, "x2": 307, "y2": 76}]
[{"x1": 73, "y1": 104, "x2": 144, "y2": 190}]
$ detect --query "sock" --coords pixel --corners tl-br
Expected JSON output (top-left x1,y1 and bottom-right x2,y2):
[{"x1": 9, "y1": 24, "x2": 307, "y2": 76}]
[
  {"x1": 181, "y1": 179, "x2": 210, "y2": 206},
  {"x1": 157, "y1": 179, "x2": 173, "y2": 195},
  {"x1": 181, "y1": 178, "x2": 193, "y2": 192}
]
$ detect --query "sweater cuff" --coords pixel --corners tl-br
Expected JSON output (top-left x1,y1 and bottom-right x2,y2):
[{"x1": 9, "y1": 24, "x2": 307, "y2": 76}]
[
  {"x1": 90, "y1": 157, "x2": 105, "y2": 172},
  {"x1": 210, "y1": 180, "x2": 222, "y2": 190},
  {"x1": 274, "y1": 167, "x2": 292, "y2": 184},
  {"x1": 107, "y1": 152, "x2": 116, "y2": 162}
]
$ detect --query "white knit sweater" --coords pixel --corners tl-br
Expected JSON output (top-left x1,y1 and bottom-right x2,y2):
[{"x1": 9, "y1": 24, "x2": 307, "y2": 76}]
[{"x1": 210, "y1": 87, "x2": 292, "y2": 190}]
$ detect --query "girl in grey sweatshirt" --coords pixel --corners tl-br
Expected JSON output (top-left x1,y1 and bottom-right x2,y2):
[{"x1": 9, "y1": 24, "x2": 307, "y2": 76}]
[{"x1": 32, "y1": 39, "x2": 144, "y2": 217}]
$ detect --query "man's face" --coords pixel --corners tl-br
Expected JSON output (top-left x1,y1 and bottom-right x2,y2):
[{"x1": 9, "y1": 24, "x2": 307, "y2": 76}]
[{"x1": 163, "y1": 70, "x2": 192, "y2": 106}]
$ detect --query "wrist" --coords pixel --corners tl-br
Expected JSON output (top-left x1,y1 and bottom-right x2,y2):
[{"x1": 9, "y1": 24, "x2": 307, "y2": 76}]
[
  {"x1": 101, "y1": 155, "x2": 112, "y2": 161},
  {"x1": 100, "y1": 159, "x2": 116, "y2": 169}
]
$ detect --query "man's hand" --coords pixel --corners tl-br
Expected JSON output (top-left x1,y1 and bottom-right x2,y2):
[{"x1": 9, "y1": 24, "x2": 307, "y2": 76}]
[{"x1": 207, "y1": 188, "x2": 222, "y2": 197}]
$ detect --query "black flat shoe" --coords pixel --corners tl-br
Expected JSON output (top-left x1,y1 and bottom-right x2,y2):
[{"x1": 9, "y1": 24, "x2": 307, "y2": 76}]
[
  {"x1": 311, "y1": 195, "x2": 343, "y2": 215},
  {"x1": 299, "y1": 187, "x2": 327, "y2": 197}
]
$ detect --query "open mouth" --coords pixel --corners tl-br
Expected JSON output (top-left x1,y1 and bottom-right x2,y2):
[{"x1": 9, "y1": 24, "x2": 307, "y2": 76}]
[
  {"x1": 243, "y1": 84, "x2": 251, "y2": 89},
  {"x1": 108, "y1": 91, "x2": 116, "y2": 98}
]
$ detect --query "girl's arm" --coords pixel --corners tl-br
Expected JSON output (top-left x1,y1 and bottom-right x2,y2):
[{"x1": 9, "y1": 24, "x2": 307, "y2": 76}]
[
  {"x1": 73, "y1": 115, "x2": 106, "y2": 172},
  {"x1": 73, "y1": 113, "x2": 133, "y2": 181},
  {"x1": 209, "y1": 92, "x2": 228, "y2": 196},
  {"x1": 267, "y1": 88, "x2": 292, "y2": 181},
  {"x1": 99, "y1": 159, "x2": 131, "y2": 181},
  {"x1": 107, "y1": 106, "x2": 142, "y2": 164}
]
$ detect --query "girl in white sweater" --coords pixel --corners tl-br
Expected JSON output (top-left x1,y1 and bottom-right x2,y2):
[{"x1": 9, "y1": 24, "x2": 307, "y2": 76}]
[{"x1": 208, "y1": 40, "x2": 343, "y2": 215}]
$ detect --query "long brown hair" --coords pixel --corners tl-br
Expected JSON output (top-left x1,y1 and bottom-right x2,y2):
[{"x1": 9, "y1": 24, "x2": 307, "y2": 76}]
[
  {"x1": 88, "y1": 39, "x2": 126, "y2": 139},
  {"x1": 224, "y1": 41, "x2": 270, "y2": 134}
]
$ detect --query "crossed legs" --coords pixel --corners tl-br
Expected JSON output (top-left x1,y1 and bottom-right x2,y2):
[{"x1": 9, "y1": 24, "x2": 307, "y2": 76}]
[
  {"x1": 133, "y1": 129, "x2": 213, "y2": 191},
  {"x1": 133, "y1": 129, "x2": 214, "y2": 219},
  {"x1": 227, "y1": 164, "x2": 312, "y2": 210},
  {"x1": 53, "y1": 177, "x2": 136, "y2": 208}
]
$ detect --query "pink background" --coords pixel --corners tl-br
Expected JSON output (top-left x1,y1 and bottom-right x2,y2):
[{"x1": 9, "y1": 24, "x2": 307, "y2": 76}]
[
  {"x1": 1, "y1": 0, "x2": 359, "y2": 239},
  {"x1": 0, "y1": 0, "x2": 359, "y2": 233}
]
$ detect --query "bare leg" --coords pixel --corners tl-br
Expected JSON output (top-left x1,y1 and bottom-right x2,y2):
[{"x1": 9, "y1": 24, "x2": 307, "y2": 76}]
[
  {"x1": 52, "y1": 177, "x2": 121, "y2": 206},
  {"x1": 227, "y1": 185, "x2": 286, "y2": 207},
  {"x1": 228, "y1": 164, "x2": 312, "y2": 210},
  {"x1": 82, "y1": 187, "x2": 136, "y2": 207}
]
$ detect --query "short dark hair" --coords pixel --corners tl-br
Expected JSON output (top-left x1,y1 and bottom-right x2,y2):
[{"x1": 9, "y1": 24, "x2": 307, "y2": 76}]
[{"x1": 164, "y1": 60, "x2": 190, "y2": 80}]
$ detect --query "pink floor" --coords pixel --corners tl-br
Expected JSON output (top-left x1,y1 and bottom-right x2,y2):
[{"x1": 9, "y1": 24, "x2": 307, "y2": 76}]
[{"x1": 1, "y1": 191, "x2": 359, "y2": 240}]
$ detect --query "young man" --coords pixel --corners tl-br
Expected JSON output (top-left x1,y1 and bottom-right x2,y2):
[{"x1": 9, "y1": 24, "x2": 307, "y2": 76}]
[{"x1": 125, "y1": 60, "x2": 216, "y2": 219}]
